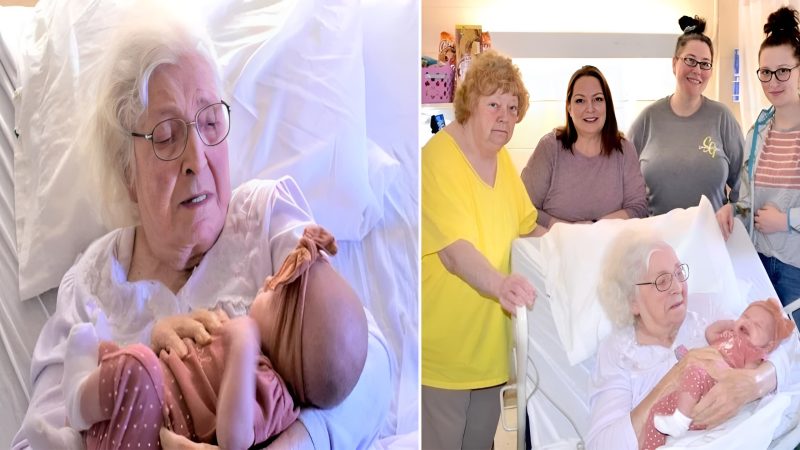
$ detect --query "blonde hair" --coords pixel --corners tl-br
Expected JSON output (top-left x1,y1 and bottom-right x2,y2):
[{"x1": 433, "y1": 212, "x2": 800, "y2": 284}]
[
  {"x1": 453, "y1": 50, "x2": 529, "y2": 124},
  {"x1": 83, "y1": 5, "x2": 222, "y2": 229}
]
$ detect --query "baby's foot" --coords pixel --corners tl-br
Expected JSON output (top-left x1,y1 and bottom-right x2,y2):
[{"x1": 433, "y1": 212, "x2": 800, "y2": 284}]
[
  {"x1": 63, "y1": 323, "x2": 100, "y2": 431},
  {"x1": 654, "y1": 410, "x2": 692, "y2": 437}
]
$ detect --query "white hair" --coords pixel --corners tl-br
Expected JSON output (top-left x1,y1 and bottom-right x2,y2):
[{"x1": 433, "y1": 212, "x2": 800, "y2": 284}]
[
  {"x1": 83, "y1": 4, "x2": 223, "y2": 229},
  {"x1": 598, "y1": 230, "x2": 668, "y2": 328}
]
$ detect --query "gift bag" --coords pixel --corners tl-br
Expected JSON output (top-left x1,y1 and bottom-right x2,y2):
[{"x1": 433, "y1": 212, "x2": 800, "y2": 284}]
[{"x1": 422, "y1": 65, "x2": 454, "y2": 103}]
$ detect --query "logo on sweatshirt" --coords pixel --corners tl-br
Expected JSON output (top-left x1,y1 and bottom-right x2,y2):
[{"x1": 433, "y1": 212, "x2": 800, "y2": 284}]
[{"x1": 698, "y1": 136, "x2": 718, "y2": 158}]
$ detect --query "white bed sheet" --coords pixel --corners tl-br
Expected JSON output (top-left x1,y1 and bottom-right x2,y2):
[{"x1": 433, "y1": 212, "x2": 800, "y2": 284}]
[
  {"x1": 512, "y1": 219, "x2": 800, "y2": 450},
  {"x1": 0, "y1": 1, "x2": 419, "y2": 449}
]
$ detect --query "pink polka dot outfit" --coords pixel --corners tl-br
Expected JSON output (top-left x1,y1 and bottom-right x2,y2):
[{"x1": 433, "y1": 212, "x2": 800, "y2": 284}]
[
  {"x1": 85, "y1": 336, "x2": 299, "y2": 449},
  {"x1": 640, "y1": 330, "x2": 766, "y2": 450}
]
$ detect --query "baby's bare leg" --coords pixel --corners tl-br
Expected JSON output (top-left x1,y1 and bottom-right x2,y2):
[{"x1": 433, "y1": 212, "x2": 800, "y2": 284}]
[
  {"x1": 675, "y1": 390, "x2": 698, "y2": 416},
  {"x1": 654, "y1": 367, "x2": 707, "y2": 437},
  {"x1": 76, "y1": 369, "x2": 110, "y2": 425},
  {"x1": 216, "y1": 316, "x2": 259, "y2": 450}
]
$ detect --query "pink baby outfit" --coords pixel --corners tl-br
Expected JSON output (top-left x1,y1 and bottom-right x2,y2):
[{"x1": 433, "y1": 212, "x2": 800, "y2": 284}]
[
  {"x1": 84, "y1": 335, "x2": 299, "y2": 450},
  {"x1": 640, "y1": 329, "x2": 766, "y2": 450}
]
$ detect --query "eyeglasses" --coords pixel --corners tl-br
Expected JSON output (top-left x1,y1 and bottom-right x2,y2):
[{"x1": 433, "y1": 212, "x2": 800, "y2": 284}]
[
  {"x1": 681, "y1": 57, "x2": 712, "y2": 71},
  {"x1": 635, "y1": 264, "x2": 690, "y2": 292},
  {"x1": 756, "y1": 64, "x2": 800, "y2": 82},
  {"x1": 131, "y1": 101, "x2": 231, "y2": 161}
]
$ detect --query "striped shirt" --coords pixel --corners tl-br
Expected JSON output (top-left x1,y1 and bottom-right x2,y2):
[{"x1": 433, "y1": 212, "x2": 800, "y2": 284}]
[{"x1": 754, "y1": 129, "x2": 800, "y2": 189}]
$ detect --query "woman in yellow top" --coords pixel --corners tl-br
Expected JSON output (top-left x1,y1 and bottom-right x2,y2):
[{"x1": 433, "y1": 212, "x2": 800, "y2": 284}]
[{"x1": 421, "y1": 50, "x2": 546, "y2": 449}]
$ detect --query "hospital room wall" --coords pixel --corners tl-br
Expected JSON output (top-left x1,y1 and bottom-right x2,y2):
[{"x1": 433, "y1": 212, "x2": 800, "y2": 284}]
[{"x1": 421, "y1": 0, "x2": 742, "y2": 173}]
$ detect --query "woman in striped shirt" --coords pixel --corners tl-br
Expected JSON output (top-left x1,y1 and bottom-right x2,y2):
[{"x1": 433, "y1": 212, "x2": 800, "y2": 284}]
[{"x1": 725, "y1": 6, "x2": 800, "y2": 324}]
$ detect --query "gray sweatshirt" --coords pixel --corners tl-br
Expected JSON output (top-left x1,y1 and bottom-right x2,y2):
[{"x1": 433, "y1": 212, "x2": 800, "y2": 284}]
[{"x1": 628, "y1": 96, "x2": 744, "y2": 216}]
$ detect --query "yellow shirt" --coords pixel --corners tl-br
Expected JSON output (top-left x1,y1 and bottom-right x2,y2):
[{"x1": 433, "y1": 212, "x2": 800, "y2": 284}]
[{"x1": 421, "y1": 130, "x2": 537, "y2": 389}]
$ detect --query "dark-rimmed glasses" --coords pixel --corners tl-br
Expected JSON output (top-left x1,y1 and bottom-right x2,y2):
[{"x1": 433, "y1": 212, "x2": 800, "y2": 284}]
[
  {"x1": 635, "y1": 264, "x2": 690, "y2": 292},
  {"x1": 131, "y1": 100, "x2": 231, "y2": 161},
  {"x1": 756, "y1": 64, "x2": 800, "y2": 82},
  {"x1": 681, "y1": 57, "x2": 712, "y2": 71}
]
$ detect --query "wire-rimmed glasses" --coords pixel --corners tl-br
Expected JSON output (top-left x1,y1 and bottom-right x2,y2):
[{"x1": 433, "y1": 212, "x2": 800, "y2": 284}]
[
  {"x1": 681, "y1": 57, "x2": 712, "y2": 71},
  {"x1": 635, "y1": 264, "x2": 690, "y2": 292},
  {"x1": 131, "y1": 100, "x2": 231, "y2": 161},
  {"x1": 756, "y1": 64, "x2": 800, "y2": 82}
]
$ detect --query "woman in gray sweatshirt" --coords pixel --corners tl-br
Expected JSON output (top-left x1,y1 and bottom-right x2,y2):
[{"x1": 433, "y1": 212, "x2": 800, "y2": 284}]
[{"x1": 628, "y1": 15, "x2": 744, "y2": 220}]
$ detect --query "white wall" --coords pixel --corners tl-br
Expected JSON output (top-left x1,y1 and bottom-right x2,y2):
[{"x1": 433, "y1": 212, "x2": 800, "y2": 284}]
[{"x1": 421, "y1": 0, "x2": 744, "y2": 172}]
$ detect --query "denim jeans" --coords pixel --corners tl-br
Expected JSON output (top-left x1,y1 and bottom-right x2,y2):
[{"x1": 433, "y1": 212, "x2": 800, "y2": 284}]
[{"x1": 758, "y1": 253, "x2": 800, "y2": 328}]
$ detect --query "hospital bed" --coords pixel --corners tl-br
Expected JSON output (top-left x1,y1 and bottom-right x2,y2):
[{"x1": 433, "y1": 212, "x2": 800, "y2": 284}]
[
  {"x1": 505, "y1": 199, "x2": 800, "y2": 450},
  {"x1": 0, "y1": 1, "x2": 418, "y2": 448}
]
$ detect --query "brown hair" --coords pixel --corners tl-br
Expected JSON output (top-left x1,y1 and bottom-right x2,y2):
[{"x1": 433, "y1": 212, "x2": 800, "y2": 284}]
[
  {"x1": 555, "y1": 65, "x2": 624, "y2": 157},
  {"x1": 759, "y1": 6, "x2": 800, "y2": 61},
  {"x1": 675, "y1": 15, "x2": 714, "y2": 60},
  {"x1": 453, "y1": 50, "x2": 529, "y2": 124}
]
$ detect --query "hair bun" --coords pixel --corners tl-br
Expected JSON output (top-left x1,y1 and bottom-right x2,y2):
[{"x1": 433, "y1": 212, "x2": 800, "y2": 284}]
[
  {"x1": 679, "y1": 15, "x2": 707, "y2": 34},
  {"x1": 764, "y1": 6, "x2": 800, "y2": 37}
]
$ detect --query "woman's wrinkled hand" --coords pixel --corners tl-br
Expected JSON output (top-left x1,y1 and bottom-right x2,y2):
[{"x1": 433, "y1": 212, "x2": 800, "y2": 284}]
[
  {"x1": 160, "y1": 427, "x2": 218, "y2": 449},
  {"x1": 669, "y1": 347, "x2": 727, "y2": 391},
  {"x1": 151, "y1": 309, "x2": 229, "y2": 358},
  {"x1": 754, "y1": 203, "x2": 787, "y2": 234},
  {"x1": 715, "y1": 203, "x2": 734, "y2": 241},
  {"x1": 498, "y1": 273, "x2": 536, "y2": 316},
  {"x1": 690, "y1": 368, "x2": 759, "y2": 428}
]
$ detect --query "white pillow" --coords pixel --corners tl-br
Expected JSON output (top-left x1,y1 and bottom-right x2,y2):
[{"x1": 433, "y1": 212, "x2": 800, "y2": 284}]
[
  {"x1": 14, "y1": 0, "x2": 387, "y2": 300},
  {"x1": 538, "y1": 197, "x2": 745, "y2": 366}
]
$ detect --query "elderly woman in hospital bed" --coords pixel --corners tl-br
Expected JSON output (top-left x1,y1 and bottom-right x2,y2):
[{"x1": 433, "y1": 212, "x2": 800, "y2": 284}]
[
  {"x1": 12, "y1": 9, "x2": 390, "y2": 450},
  {"x1": 56, "y1": 226, "x2": 366, "y2": 449},
  {"x1": 587, "y1": 231, "x2": 793, "y2": 449}
]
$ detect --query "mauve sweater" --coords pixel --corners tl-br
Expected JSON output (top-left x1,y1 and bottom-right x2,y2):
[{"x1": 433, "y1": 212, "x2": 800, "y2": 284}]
[{"x1": 521, "y1": 130, "x2": 648, "y2": 227}]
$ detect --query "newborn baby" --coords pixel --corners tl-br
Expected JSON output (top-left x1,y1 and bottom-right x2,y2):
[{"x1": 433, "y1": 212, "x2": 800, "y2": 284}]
[{"x1": 649, "y1": 299, "x2": 794, "y2": 447}]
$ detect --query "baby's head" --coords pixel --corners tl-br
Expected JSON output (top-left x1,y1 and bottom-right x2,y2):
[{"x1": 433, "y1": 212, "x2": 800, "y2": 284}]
[
  {"x1": 735, "y1": 299, "x2": 795, "y2": 353},
  {"x1": 250, "y1": 259, "x2": 368, "y2": 408},
  {"x1": 295, "y1": 259, "x2": 368, "y2": 407}
]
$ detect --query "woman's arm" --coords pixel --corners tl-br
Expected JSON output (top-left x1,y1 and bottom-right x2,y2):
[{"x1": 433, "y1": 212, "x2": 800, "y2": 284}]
[
  {"x1": 14, "y1": 273, "x2": 94, "y2": 450},
  {"x1": 588, "y1": 338, "x2": 642, "y2": 450},
  {"x1": 620, "y1": 139, "x2": 648, "y2": 219},
  {"x1": 599, "y1": 209, "x2": 630, "y2": 221},
  {"x1": 546, "y1": 214, "x2": 589, "y2": 227},
  {"x1": 438, "y1": 239, "x2": 535, "y2": 314},
  {"x1": 526, "y1": 223, "x2": 548, "y2": 237},
  {"x1": 691, "y1": 361, "x2": 777, "y2": 428},
  {"x1": 521, "y1": 134, "x2": 557, "y2": 228},
  {"x1": 629, "y1": 347, "x2": 728, "y2": 446},
  {"x1": 216, "y1": 317, "x2": 260, "y2": 450},
  {"x1": 722, "y1": 110, "x2": 745, "y2": 205},
  {"x1": 265, "y1": 422, "x2": 315, "y2": 450}
]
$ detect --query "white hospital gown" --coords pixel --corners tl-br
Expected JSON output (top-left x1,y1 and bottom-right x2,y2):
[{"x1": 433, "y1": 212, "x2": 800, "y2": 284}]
[
  {"x1": 587, "y1": 295, "x2": 799, "y2": 450},
  {"x1": 12, "y1": 177, "x2": 392, "y2": 450}
]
